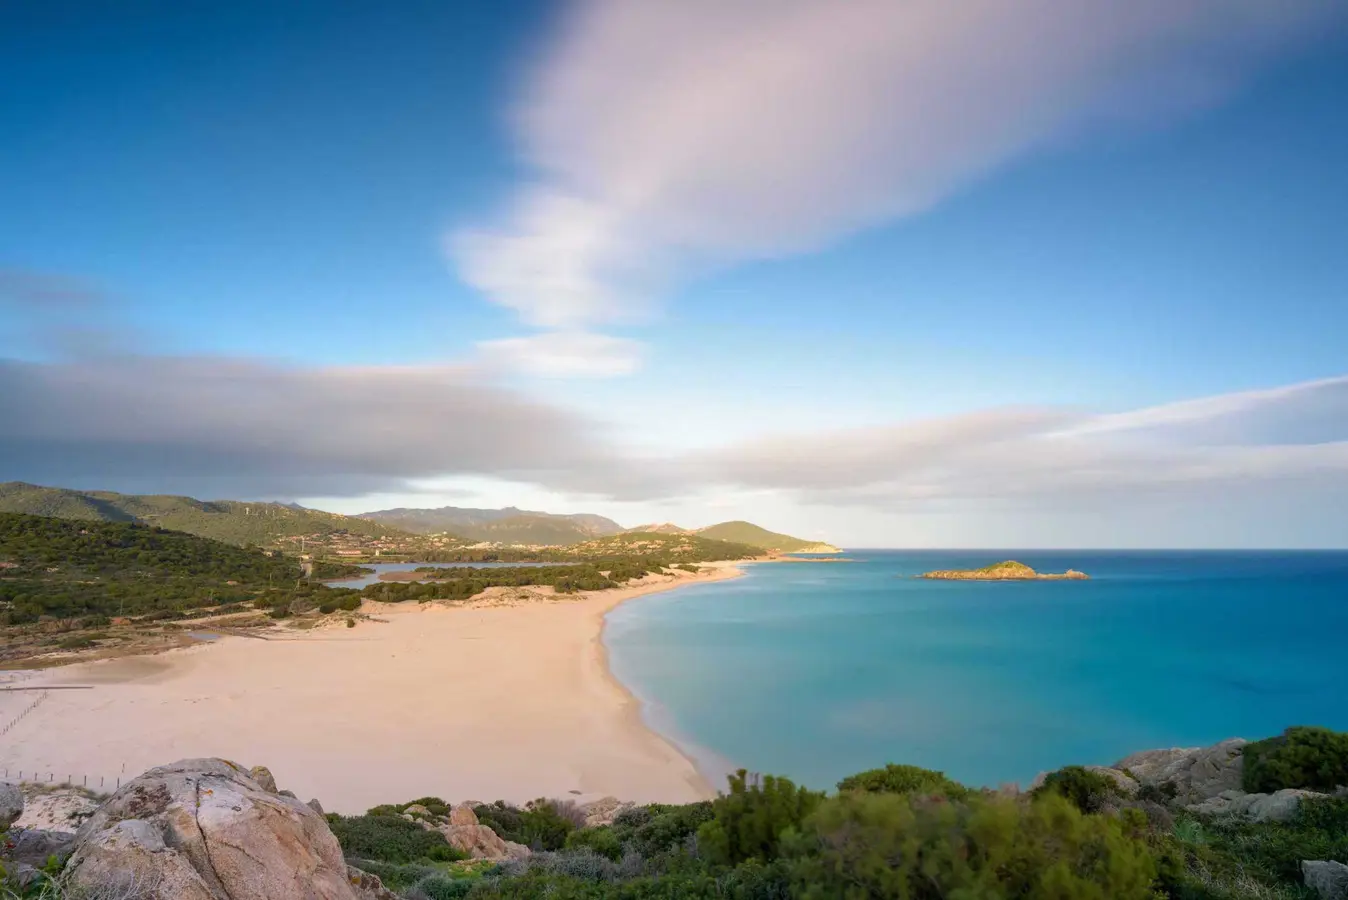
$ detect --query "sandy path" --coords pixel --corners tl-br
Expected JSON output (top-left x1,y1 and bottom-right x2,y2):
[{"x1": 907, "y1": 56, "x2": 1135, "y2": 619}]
[{"x1": 0, "y1": 562, "x2": 749, "y2": 813}]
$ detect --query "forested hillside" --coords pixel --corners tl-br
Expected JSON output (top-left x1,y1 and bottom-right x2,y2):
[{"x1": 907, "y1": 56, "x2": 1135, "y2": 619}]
[{"x1": 0, "y1": 482, "x2": 409, "y2": 545}]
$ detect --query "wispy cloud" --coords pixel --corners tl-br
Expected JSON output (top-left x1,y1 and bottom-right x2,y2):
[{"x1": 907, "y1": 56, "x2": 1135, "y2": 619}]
[
  {"x1": 454, "y1": 0, "x2": 1338, "y2": 336},
  {"x1": 4, "y1": 346, "x2": 1345, "y2": 524},
  {"x1": 477, "y1": 330, "x2": 644, "y2": 378}
]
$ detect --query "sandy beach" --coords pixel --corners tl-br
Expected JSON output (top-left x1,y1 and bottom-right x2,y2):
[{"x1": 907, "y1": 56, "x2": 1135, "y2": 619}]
[{"x1": 0, "y1": 562, "x2": 750, "y2": 813}]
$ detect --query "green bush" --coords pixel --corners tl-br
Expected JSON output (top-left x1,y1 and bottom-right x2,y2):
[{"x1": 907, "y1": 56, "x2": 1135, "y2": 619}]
[
  {"x1": 412, "y1": 873, "x2": 475, "y2": 899},
  {"x1": 1243, "y1": 726, "x2": 1348, "y2": 793},
  {"x1": 566, "y1": 826, "x2": 625, "y2": 862},
  {"x1": 326, "y1": 813, "x2": 463, "y2": 863},
  {"x1": 1034, "y1": 765, "x2": 1123, "y2": 813},
  {"x1": 697, "y1": 770, "x2": 823, "y2": 866},
  {"x1": 626, "y1": 801, "x2": 714, "y2": 858},
  {"x1": 836, "y1": 763, "x2": 969, "y2": 799},
  {"x1": 789, "y1": 791, "x2": 1158, "y2": 900},
  {"x1": 520, "y1": 799, "x2": 582, "y2": 850}
]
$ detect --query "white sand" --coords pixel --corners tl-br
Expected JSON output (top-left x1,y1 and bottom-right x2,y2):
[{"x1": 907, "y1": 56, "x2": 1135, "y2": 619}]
[{"x1": 0, "y1": 562, "x2": 750, "y2": 813}]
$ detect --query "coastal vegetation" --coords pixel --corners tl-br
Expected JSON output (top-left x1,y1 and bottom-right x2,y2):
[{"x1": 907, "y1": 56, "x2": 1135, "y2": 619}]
[
  {"x1": 215, "y1": 730, "x2": 1347, "y2": 900},
  {"x1": 919, "y1": 560, "x2": 1089, "y2": 580},
  {"x1": 0, "y1": 512, "x2": 757, "y2": 666}
]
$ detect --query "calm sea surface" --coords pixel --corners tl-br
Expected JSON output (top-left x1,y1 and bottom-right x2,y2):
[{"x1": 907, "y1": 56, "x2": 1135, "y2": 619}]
[{"x1": 604, "y1": 551, "x2": 1348, "y2": 791}]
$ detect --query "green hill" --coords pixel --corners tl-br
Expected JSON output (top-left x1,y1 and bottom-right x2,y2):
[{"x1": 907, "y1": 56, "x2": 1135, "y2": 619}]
[
  {"x1": 0, "y1": 511, "x2": 304, "y2": 622},
  {"x1": 359, "y1": 504, "x2": 624, "y2": 544},
  {"x1": 696, "y1": 521, "x2": 841, "y2": 553},
  {"x1": 0, "y1": 482, "x2": 414, "y2": 549}
]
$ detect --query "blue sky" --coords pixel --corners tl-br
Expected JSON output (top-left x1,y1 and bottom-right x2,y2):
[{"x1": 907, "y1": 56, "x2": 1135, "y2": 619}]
[{"x1": 3, "y1": 1, "x2": 1347, "y2": 546}]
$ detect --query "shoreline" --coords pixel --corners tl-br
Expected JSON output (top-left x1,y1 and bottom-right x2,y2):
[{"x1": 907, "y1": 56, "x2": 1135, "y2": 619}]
[{"x1": 0, "y1": 558, "x2": 763, "y2": 812}]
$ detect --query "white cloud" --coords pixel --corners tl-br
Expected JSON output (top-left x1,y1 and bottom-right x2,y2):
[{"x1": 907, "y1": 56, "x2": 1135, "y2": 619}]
[
  {"x1": 477, "y1": 330, "x2": 644, "y2": 378},
  {"x1": 5, "y1": 351, "x2": 1346, "y2": 542},
  {"x1": 454, "y1": 0, "x2": 1339, "y2": 328}
]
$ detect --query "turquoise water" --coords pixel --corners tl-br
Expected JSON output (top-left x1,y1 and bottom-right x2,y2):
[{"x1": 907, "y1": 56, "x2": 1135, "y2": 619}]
[{"x1": 605, "y1": 551, "x2": 1348, "y2": 791}]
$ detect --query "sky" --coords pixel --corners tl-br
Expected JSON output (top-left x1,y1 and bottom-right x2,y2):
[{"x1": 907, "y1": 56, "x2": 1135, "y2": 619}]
[{"x1": 2, "y1": 0, "x2": 1347, "y2": 547}]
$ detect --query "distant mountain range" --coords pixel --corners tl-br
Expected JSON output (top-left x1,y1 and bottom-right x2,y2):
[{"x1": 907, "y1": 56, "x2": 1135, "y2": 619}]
[
  {"x1": 0, "y1": 482, "x2": 838, "y2": 552},
  {"x1": 357, "y1": 505, "x2": 625, "y2": 546}
]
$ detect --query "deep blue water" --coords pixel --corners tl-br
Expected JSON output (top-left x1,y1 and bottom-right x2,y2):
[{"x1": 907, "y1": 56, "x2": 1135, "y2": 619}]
[{"x1": 605, "y1": 551, "x2": 1348, "y2": 792}]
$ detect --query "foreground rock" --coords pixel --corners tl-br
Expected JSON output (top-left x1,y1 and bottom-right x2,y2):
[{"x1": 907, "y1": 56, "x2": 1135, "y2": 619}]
[
  {"x1": 1116, "y1": 738, "x2": 1247, "y2": 804},
  {"x1": 919, "y1": 561, "x2": 1088, "y2": 581},
  {"x1": 63, "y1": 758, "x2": 388, "y2": 900},
  {"x1": 1302, "y1": 860, "x2": 1348, "y2": 900},
  {"x1": 1, "y1": 780, "x2": 23, "y2": 828}
]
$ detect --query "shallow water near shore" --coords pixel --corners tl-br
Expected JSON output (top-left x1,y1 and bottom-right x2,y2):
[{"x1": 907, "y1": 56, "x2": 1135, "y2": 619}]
[{"x1": 605, "y1": 551, "x2": 1348, "y2": 791}]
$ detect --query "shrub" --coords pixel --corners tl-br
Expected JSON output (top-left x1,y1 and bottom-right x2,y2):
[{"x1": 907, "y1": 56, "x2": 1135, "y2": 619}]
[
  {"x1": 58, "y1": 636, "x2": 95, "y2": 650},
  {"x1": 1243, "y1": 726, "x2": 1348, "y2": 793},
  {"x1": 1034, "y1": 765, "x2": 1122, "y2": 814},
  {"x1": 566, "y1": 826, "x2": 625, "y2": 862},
  {"x1": 529, "y1": 849, "x2": 620, "y2": 882},
  {"x1": 627, "y1": 802, "x2": 714, "y2": 858},
  {"x1": 343, "y1": 858, "x2": 440, "y2": 891},
  {"x1": 346, "y1": 618, "x2": 356, "y2": 628},
  {"x1": 697, "y1": 770, "x2": 824, "y2": 866},
  {"x1": 790, "y1": 791, "x2": 1159, "y2": 900},
  {"x1": 836, "y1": 763, "x2": 969, "y2": 799},
  {"x1": 519, "y1": 798, "x2": 584, "y2": 850},
  {"x1": 406, "y1": 796, "x2": 452, "y2": 816},
  {"x1": 317, "y1": 601, "x2": 337, "y2": 614},
  {"x1": 410, "y1": 873, "x2": 474, "y2": 899},
  {"x1": 326, "y1": 813, "x2": 463, "y2": 863},
  {"x1": 474, "y1": 802, "x2": 526, "y2": 843}
]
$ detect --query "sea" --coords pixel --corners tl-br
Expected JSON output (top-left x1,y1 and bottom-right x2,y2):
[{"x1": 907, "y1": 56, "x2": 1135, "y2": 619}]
[{"x1": 604, "y1": 550, "x2": 1348, "y2": 792}]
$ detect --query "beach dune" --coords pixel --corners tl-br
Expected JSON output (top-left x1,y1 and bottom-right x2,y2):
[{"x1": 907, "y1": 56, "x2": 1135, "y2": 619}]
[{"x1": 0, "y1": 564, "x2": 747, "y2": 813}]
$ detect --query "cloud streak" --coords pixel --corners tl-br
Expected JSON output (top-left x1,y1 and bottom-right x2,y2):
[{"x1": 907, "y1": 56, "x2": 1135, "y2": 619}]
[
  {"x1": 455, "y1": 0, "x2": 1338, "y2": 330},
  {"x1": 3, "y1": 348, "x2": 1345, "y2": 524}
]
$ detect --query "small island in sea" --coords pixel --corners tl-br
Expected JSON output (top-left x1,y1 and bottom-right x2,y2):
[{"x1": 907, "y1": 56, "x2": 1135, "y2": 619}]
[{"x1": 918, "y1": 560, "x2": 1089, "y2": 581}]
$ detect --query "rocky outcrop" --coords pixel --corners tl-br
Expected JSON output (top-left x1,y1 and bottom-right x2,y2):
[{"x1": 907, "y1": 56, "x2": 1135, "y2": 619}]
[
  {"x1": 442, "y1": 804, "x2": 530, "y2": 861},
  {"x1": 1, "y1": 780, "x2": 23, "y2": 828},
  {"x1": 63, "y1": 758, "x2": 361, "y2": 900},
  {"x1": 346, "y1": 864, "x2": 400, "y2": 900},
  {"x1": 1189, "y1": 788, "x2": 1328, "y2": 822},
  {"x1": 1115, "y1": 737, "x2": 1246, "y2": 804},
  {"x1": 581, "y1": 796, "x2": 637, "y2": 828},
  {"x1": 248, "y1": 765, "x2": 279, "y2": 793},
  {"x1": 1302, "y1": 860, "x2": 1348, "y2": 900},
  {"x1": 919, "y1": 561, "x2": 1088, "y2": 580}
]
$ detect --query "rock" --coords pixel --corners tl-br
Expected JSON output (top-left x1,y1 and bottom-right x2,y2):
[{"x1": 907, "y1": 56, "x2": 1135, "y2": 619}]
[
  {"x1": 1, "y1": 781, "x2": 23, "y2": 828},
  {"x1": 249, "y1": 765, "x2": 279, "y2": 793},
  {"x1": 1247, "y1": 789, "x2": 1327, "y2": 823},
  {"x1": 1, "y1": 827, "x2": 77, "y2": 867},
  {"x1": 1186, "y1": 787, "x2": 1327, "y2": 822},
  {"x1": 1115, "y1": 738, "x2": 1246, "y2": 804},
  {"x1": 308, "y1": 798, "x2": 326, "y2": 816},
  {"x1": 1302, "y1": 860, "x2": 1348, "y2": 900},
  {"x1": 404, "y1": 803, "x2": 432, "y2": 817},
  {"x1": 1086, "y1": 766, "x2": 1140, "y2": 796},
  {"x1": 14, "y1": 784, "x2": 102, "y2": 831},
  {"x1": 279, "y1": 789, "x2": 298, "y2": 800},
  {"x1": 582, "y1": 796, "x2": 636, "y2": 827},
  {"x1": 442, "y1": 804, "x2": 530, "y2": 860},
  {"x1": 64, "y1": 758, "x2": 359, "y2": 900},
  {"x1": 346, "y1": 864, "x2": 400, "y2": 900}
]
